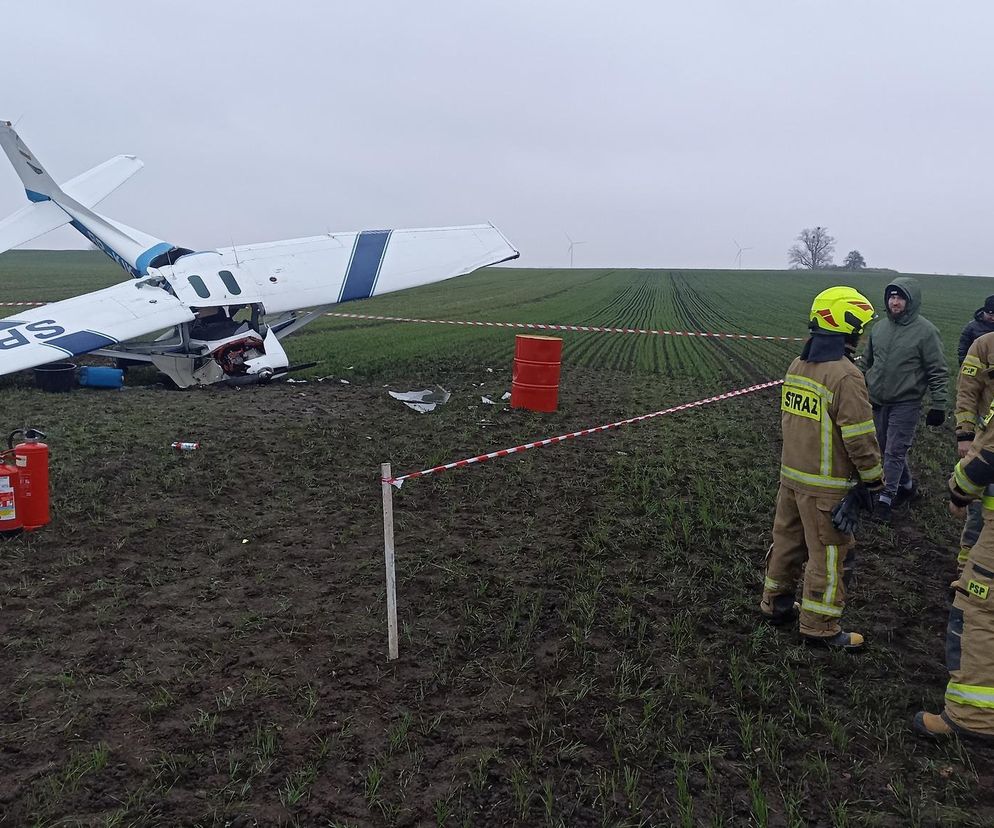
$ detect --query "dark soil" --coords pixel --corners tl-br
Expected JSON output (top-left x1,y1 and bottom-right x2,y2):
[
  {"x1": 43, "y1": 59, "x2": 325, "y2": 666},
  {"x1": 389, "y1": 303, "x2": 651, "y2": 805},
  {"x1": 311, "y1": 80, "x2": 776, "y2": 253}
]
[{"x1": 0, "y1": 365, "x2": 991, "y2": 827}]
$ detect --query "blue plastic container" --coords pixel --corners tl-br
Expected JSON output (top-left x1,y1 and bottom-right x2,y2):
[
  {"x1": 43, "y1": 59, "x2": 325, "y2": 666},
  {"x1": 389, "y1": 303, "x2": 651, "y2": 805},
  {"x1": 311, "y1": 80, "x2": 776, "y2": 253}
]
[{"x1": 78, "y1": 366, "x2": 124, "y2": 389}]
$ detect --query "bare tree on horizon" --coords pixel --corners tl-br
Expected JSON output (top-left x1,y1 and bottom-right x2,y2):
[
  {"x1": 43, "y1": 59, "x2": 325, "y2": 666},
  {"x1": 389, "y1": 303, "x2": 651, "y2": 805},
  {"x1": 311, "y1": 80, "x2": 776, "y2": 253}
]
[{"x1": 788, "y1": 226, "x2": 836, "y2": 269}]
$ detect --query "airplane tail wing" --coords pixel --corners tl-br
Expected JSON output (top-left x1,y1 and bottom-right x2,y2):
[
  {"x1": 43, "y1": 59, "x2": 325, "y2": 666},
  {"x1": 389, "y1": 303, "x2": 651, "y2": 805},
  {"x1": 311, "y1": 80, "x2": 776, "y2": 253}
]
[
  {"x1": 0, "y1": 200, "x2": 73, "y2": 251},
  {"x1": 62, "y1": 154, "x2": 144, "y2": 208}
]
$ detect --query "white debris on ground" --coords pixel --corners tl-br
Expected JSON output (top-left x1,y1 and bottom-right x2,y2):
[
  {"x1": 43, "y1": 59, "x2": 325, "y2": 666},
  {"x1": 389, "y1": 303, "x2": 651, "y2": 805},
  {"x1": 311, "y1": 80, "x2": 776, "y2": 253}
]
[{"x1": 388, "y1": 385, "x2": 451, "y2": 413}]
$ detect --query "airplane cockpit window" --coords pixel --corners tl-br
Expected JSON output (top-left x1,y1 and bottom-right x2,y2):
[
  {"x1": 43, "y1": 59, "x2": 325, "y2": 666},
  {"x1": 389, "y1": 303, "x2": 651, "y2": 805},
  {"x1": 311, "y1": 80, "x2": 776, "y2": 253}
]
[
  {"x1": 187, "y1": 275, "x2": 211, "y2": 299},
  {"x1": 218, "y1": 270, "x2": 242, "y2": 296}
]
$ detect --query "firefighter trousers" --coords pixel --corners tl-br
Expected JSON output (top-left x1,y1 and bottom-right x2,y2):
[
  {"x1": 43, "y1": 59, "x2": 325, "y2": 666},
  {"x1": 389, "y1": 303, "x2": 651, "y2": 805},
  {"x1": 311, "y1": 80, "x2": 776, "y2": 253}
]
[
  {"x1": 762, "y1": 484, "x2": 854, "y2": 637},
  {"x1": 959, "y1": 497, "x2": 986, "y2": 571},
  {"x1": 943, "y1": 509, "x2": 994, "y2": 738}
]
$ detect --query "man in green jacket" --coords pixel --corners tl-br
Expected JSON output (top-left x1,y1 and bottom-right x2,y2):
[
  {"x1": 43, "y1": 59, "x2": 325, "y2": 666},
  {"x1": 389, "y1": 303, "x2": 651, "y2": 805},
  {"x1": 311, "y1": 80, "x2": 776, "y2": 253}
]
[{"x1": 863, "y1": 277, "x2": 949, "y2": 521}]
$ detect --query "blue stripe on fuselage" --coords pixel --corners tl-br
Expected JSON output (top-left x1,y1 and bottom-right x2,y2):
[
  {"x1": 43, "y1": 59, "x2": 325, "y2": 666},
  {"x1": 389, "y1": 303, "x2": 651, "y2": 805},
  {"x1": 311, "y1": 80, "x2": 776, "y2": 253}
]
[
  {"x1": 338, "y1": 230, "x2": 392, "y2": 303},
  {"x1": 25, "y1": 189, "x2": 50, "y2": 203},
  {"x1": 44, "y1": 330, "x2": 118, "y2": 356}
]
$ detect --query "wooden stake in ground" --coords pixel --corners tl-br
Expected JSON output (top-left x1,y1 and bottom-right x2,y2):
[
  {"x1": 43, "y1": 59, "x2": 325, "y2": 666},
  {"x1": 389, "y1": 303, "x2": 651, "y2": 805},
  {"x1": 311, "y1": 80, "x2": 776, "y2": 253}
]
[{"x1": 381, "y1": 462, "x2": 399, "y2": 661}]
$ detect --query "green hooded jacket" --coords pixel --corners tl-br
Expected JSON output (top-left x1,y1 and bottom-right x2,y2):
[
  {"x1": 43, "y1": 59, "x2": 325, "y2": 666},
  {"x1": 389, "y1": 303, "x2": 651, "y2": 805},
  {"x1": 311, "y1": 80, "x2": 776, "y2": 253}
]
[{"x1": 864, "y1": 276, "x2": 948, "y2": 408}]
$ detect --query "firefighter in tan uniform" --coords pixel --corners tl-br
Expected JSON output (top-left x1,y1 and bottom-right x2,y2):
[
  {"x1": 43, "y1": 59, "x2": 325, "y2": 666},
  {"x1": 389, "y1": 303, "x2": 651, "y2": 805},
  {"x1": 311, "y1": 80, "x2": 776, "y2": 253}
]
[
  {"x1": 953, "y1": 332, "x2": 994, "y2": 572},
  {"x1": 761, "y1": 287, "x2": 883, "y2": 650},
  {"x1": 914, "y1": 396, "x2": 994, "y2": 739}
]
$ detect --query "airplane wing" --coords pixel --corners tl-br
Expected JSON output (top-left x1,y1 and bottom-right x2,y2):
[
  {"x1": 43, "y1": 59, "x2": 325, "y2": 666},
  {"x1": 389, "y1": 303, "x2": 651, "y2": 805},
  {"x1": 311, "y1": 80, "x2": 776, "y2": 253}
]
[
  {"x1": 212, "y1": 223, "x2": 518, "y2": 315},
  {"x1": 0, "y1": 280, "x2": 193, "y2": 375}
]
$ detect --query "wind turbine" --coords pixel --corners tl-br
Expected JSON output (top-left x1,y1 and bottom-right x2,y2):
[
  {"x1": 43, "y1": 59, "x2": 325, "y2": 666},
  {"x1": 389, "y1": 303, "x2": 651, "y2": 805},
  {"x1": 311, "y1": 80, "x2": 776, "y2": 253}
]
[
  {"x1": 732, "y1": 239, "x2": 754, "y2": 269},
  {"x1": 565, "y1": 232, "x2": 586, "y2": 268}
]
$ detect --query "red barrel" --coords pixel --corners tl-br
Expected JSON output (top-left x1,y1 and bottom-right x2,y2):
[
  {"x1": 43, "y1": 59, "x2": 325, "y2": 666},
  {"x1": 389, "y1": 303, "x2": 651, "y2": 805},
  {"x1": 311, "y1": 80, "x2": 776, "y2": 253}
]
[{"x1": 511, "y1": 335, "x2": 562, "y2": 412}]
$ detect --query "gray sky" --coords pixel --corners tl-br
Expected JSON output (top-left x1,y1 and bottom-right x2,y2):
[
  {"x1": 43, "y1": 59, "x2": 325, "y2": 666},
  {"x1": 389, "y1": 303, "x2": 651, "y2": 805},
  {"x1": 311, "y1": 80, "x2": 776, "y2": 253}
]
[{"x1": 3, "y1": 1, "x2": 993, "y2": 274}]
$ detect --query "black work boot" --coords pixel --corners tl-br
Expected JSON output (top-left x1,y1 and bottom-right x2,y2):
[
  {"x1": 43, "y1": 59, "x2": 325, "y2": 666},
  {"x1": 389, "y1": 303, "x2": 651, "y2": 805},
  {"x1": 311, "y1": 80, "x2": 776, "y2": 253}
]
[
  {"x1": 761, "y1": 594, "x2": 799, "y2": 626},
  {"x1": 802, "y1": 630, "x2": 865, "y2": 650},
  {"x1": 871, "y1": 499, "x2": 892, "y2": 523},
  {"x1": 892, "y1": 480, "x2": 921, "y2": 509}
]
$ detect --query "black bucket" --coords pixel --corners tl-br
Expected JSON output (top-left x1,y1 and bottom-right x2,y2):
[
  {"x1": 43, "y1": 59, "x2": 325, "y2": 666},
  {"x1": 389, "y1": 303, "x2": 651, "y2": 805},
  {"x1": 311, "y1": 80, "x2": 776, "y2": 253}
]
[{"x1": 34, "y1": 362, "x2": 78, "y2": 392}]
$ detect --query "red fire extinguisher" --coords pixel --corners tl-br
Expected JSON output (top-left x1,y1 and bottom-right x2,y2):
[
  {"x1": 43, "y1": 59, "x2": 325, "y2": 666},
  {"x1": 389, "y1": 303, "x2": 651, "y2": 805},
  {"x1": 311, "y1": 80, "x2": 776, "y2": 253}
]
[
  {"x1": 9, "y1": 428, "x2": 49, "y2": 531},
  {"x1": 0, "y1": 451, "x2": 22, "y2": 536}
]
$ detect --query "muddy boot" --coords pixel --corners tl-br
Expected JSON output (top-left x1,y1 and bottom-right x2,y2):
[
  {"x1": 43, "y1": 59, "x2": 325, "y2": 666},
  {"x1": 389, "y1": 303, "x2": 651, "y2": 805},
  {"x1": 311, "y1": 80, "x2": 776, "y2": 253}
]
[
  {"x1": 871, "y1": 499, "x2": 892, "y2": 523},
  {"x1": 892, "y1": 480, "x2": 922, "y2": 509},
  {"x1": 912, "y1": 711, "x2": 954, "y2": 739},
  {"x1": 802, "y1": 631, "x2": 865, "y2": 650},
  {"x1": 760, "y1": 594, "x2": 799, "y2": 626}
]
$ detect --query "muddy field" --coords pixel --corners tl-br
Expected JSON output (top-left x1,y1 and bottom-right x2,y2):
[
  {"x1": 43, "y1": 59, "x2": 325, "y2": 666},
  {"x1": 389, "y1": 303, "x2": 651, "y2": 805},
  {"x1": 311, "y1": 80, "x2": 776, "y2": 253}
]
[{"x1": 0, "y1": 354, "x2": 992, "y2": 827}]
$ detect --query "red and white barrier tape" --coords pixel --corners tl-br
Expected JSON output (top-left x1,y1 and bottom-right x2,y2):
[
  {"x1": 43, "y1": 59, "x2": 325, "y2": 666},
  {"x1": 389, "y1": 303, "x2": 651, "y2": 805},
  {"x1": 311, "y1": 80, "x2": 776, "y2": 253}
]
[
  {"x1": 3, "y1": 302, "x2": 803, "y2": 342},
  {"x1": 383, "y1": 379, "x2": 783, "y2": 488},
  {"x1": 326, "y1": 312, "x2": 805, "y2": 342}
]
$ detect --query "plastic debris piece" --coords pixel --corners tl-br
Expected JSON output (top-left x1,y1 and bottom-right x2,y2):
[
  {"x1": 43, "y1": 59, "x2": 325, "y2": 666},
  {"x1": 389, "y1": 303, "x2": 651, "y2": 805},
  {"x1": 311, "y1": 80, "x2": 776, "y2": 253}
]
[
  {"x1": 481, "y1": 396, "x2": 495, "y2": 404},
  {"x1": 501, "y1": 391, "x2": 511, "y2": 400},
  {"x1": 388, "y1": 385, "x2": 451, "y2": 413}
]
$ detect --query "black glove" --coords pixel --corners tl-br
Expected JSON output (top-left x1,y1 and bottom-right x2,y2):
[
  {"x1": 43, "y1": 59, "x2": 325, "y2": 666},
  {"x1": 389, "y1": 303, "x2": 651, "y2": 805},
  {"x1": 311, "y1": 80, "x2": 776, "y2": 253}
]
[
  {"x1": 926, "y1": 409, "x2": 946, "y2": 427},
  {"x1": 831, "y1": 483, "x2": 875, "y2": 534}
]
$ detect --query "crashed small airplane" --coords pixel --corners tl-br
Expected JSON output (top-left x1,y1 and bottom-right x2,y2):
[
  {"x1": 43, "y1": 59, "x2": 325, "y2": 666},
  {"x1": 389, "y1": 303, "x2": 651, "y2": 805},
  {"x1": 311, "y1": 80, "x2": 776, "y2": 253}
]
[{"x1": 0, "y1": 122, "x2": 518, "y2": 387}]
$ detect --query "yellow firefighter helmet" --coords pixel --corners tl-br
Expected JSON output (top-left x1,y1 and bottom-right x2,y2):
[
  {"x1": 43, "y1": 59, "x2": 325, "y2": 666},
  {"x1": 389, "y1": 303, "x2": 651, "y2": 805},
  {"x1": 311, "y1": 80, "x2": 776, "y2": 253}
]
[{"x1": 809, "y1": 286, "x2": 875, "y2": 336}]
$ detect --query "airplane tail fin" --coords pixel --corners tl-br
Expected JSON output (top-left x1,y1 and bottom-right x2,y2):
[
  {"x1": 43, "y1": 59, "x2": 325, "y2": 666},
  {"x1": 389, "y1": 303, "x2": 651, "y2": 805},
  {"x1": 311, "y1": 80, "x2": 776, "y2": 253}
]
[
  {"x1": 0, "y1": 121, "x2": 63, "y2": 202},
  {"x1": 0, "y1": 121, "x2": 144, "y2": 208},
  {"x1": 0, "y1": 121, "x2": 173, "y2": 275}
]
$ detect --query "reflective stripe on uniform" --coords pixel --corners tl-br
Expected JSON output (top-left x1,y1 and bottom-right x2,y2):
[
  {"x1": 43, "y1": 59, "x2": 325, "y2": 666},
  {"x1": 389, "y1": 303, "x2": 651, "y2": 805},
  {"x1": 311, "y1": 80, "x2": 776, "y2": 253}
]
[
  {"x1": 955, "y1": 461, "x2": 986, "y2": 497},
  {"x1": 781, "y1": 465, "x2": 853, "y2": 490},
  {"x1": 958, "y1": 411, "x2": 979, "y2": 428},
  {"x1": 945, "y1": 682, "x2": 994, "y2": 709},
  {"x1": 858, "y1": 463, "x2": 883, "y2": 482},
  {"x1": 840, "y1": 419, "x2": 875, "y2": 439},
  {"x1": 801, "y1": 598, "x2": 843, "y2": 618},
  {"x1": 785, "y1": 374, "x2": 835, "y2": 404},
  {"x1": 764, "y1": 576, "x2": 782, "y2": 591},
  {"x1": 982, "y1": 495, "x2": 994, "y2": 512},
  {"x1": 962, "y1": 355, "x2": 985, "y2": 375},
  {"x1": 820, "y1": 405, "x2": 833, "y2": 477},
  {"x1": 959, "y1": 547, "x2": 972, "y2": 564},
  {"x1": 823, "y1": 544, "x2": 839, "y2": 606}
]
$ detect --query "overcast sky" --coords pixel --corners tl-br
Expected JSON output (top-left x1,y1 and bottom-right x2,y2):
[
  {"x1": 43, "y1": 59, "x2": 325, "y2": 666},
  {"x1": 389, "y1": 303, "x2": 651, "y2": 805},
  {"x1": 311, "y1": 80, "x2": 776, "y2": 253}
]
[{"x1": 2, "y1": 1, "x2": 992, "y2": 274}]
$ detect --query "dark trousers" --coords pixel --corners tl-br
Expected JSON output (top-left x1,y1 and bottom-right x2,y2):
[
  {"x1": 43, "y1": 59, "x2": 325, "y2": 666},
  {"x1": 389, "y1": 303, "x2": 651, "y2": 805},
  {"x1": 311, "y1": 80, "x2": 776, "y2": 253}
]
[{"x1": 872, "y1": 401, "x2": 919, "y2": 502}]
